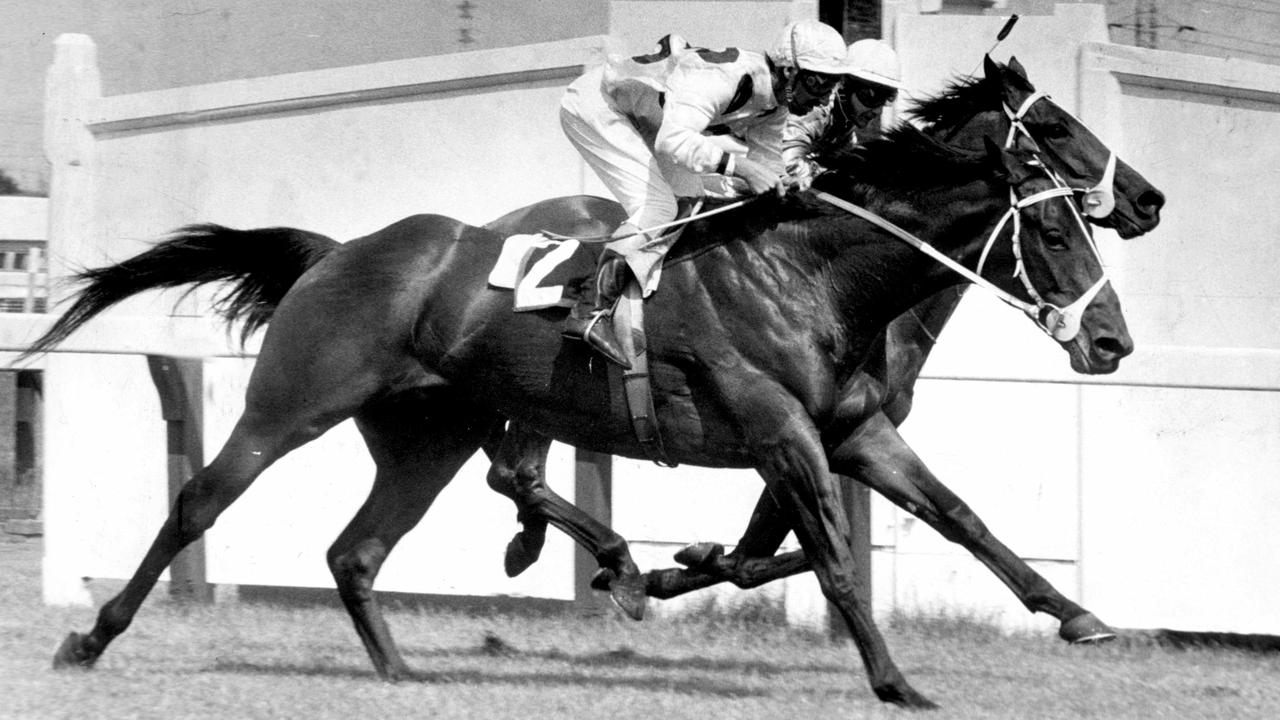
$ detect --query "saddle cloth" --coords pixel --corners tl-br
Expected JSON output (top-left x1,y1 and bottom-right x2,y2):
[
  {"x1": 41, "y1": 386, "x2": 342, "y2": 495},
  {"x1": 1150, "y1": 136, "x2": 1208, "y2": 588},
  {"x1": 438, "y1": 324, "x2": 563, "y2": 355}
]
[{"x1": 487, "y1": 233, "x2": 598, "y2": 311}]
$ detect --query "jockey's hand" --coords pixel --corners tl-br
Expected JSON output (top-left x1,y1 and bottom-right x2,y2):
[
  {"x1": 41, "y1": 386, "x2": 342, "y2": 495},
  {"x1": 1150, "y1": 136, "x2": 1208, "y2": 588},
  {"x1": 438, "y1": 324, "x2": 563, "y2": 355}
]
[
  {"x1": 784, "y1": 159, "x2": 816, "y2": 193},
  {"x1": 733, "y1": 157, "x2": 786, "y2": 198}
]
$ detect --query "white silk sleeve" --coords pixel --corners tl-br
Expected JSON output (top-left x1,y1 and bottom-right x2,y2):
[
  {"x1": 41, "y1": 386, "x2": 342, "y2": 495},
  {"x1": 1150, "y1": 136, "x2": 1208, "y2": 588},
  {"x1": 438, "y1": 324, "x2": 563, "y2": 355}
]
[{"x1": 653, "y1": 68, "x2": 739, "y2": 174}]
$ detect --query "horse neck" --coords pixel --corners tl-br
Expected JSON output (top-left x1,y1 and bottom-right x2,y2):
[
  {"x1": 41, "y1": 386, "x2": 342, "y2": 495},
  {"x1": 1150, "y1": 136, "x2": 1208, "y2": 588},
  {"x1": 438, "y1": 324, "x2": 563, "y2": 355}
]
[
  {"x1": 822, "y1": 180, "x2": 1006, "y2": 356},
  {"x1": 870, "y1": 111, "x2": 1007, "y2": 381}
]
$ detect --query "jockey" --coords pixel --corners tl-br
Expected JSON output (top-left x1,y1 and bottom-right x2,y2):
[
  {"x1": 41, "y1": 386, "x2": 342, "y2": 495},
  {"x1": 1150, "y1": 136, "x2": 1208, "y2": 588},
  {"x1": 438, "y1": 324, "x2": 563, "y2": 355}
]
[
  {"x1": 782, "y1": 38, "x2": 904, "y2": 190},
  {"x1": 559, "y1": 19, "x2": 851, "y2": 368}
]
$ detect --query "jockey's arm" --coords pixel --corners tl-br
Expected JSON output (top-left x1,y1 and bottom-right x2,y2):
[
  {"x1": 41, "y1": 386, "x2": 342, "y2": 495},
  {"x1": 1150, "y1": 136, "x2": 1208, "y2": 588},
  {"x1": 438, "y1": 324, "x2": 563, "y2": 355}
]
[
  {"x1": 656, "y1": 67, "x2": 784, "y2": 196},
  {"x1": 781, "y1": 104, "x2": 833, "y2": 191}
]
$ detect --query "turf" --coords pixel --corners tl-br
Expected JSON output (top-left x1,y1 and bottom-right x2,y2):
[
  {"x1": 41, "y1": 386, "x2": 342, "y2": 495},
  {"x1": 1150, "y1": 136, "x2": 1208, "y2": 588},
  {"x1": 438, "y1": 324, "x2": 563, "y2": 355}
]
[{"x1": 2, "y1": 535, "x2": 1278, "y2": 719}]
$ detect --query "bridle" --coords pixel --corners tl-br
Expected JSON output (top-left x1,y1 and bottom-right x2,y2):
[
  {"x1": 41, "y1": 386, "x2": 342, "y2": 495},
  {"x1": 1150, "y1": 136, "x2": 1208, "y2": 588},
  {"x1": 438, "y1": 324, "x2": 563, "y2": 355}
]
[
  {"x1": 815, "y1": 157, "x2": 1108, "y2": 342},
  {"x1": 1003, "y1": 91, "x2": 1117, "y2": 219}
]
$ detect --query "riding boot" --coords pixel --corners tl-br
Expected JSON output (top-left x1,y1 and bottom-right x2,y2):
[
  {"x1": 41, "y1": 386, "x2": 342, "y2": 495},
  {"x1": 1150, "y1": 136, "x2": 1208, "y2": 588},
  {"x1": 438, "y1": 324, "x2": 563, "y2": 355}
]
[{"x1": 562, "y1": 249, "x2": 632, "y2": 369}]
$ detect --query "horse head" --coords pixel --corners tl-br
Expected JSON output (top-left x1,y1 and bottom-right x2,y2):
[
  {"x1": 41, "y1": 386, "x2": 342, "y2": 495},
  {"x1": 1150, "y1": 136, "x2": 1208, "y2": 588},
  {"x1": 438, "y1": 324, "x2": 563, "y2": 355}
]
[
  {"x1": 988, "y1": 55, "x2": 1165, "y2": 238},
  {"x1": 977, "y1": 138, "x2": 1133, "y2": 373},
  {"x1": 908, "y1": 57, "x2": 1165, "y2": 240}
]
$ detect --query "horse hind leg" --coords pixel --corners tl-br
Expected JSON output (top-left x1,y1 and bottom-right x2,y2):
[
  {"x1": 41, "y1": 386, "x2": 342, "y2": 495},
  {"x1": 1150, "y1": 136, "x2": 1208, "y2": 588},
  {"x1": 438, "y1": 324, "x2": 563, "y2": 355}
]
[
  {"x1": 329, "y1": 389, "x2": 501, "y2": 680},
  {"x1": 646, "y1": 487, "x2": 812, "y2": 599},
  {"x1": 52, "y1": 402, "x2": 336, "y2": 670},
  {"x1": 486, "y1": 423, "x2": 646, "y2": 620},
  {"x1": 53, "y1": 300, "x2": 414, "y2": 671}
]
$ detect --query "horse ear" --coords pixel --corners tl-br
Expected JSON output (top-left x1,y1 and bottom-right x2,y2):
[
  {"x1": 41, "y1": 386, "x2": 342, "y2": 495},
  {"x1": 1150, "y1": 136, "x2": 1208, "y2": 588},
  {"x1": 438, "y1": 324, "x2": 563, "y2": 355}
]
[
  {"x1": 1004, "y1": 56, "x2": 1034, "y2": 91},
  {"x1": 982, "y1": 54, "x2": 1000, "y2": 81}
]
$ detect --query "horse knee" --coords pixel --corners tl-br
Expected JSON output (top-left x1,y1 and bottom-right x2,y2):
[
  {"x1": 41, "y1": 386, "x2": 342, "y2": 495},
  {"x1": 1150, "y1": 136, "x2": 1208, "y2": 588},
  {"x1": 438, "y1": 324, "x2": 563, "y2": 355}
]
[{"x1": 328, "y1": 539, "x2": 388, "y2": 602}]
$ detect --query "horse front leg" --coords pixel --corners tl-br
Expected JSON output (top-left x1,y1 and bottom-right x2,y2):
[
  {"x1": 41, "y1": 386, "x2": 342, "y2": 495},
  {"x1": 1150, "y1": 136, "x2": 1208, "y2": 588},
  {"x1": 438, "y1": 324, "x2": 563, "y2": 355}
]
[
  {"x1": 486, "y1": 423, "x2": 646, "y2": 619},
  {"x1": 730, "y1": 388, "x2": 936, "y2": 709},
  {"x1": 829, "y1": 410, "x2": 1114, "y2": 644}
]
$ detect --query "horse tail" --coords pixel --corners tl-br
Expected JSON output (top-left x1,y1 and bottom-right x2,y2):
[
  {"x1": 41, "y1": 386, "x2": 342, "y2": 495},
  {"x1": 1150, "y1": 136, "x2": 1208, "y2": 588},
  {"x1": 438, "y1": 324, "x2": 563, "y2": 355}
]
[{"x1": 21, "y1": 223, "x2": 340, "y2": 359}]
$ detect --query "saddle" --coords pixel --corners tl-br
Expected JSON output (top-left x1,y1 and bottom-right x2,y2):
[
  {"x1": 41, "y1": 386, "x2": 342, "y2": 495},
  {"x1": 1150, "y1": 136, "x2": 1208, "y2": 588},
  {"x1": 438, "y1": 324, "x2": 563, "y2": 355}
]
[{"x1": 486, "y1": 199, "x2": 703, "y2": 466}]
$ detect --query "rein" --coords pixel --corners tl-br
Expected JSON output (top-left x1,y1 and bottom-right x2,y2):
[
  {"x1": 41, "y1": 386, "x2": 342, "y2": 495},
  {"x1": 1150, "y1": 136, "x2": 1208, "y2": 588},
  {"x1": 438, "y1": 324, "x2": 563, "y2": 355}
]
[
  {"x1": 542, "y1": 197, "x2": 753, "y2": 243},
  {"x1": 813, "y1": 160, "x2": 1108, "y2": 343}
]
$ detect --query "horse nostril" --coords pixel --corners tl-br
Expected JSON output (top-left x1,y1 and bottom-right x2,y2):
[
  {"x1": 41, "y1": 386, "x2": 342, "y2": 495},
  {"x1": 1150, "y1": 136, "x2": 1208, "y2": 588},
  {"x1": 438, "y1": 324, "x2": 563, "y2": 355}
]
[
  {"x1": 1137, "y1": 189, "x2": 1165, "y2": 215},
  {"x1": 1094, "y1": 335, "x2": 1132, "y2": 360}
]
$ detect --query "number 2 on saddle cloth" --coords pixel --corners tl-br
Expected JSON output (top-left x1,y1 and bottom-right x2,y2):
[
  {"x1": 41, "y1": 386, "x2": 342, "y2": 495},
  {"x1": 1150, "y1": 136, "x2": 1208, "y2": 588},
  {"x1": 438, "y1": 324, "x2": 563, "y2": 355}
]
[{"x1": 487, "y1": 233, "x2": 597, "y2": 310}]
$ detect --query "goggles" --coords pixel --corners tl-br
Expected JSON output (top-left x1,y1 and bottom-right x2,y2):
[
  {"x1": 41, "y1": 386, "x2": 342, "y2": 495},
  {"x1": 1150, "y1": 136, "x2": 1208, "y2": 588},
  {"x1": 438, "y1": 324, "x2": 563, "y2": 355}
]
[
  {"x1": 850, "y1": 82, "x2": 898, "y2": 109},
  {"x1": 797, "y1": 70, "x2": 841, "y2": 97}
]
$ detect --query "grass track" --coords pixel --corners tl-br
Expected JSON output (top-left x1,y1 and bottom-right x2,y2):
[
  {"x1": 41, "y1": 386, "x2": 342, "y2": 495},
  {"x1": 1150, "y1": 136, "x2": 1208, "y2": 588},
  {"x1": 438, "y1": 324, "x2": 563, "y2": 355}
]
[{"x1": 3, "y1": 536, "x2": 1278, "y2": 719}]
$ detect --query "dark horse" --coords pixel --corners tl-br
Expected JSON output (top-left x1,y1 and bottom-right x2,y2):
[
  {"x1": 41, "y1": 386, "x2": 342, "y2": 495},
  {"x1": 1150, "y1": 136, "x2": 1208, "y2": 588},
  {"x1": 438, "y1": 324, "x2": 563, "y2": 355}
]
[
  {"x1": 34, "y1": 123, "x2": 1127, "y2": 708},
  {"x1": 479, "y1": 57, "x2": 1166, "y2": 624}
]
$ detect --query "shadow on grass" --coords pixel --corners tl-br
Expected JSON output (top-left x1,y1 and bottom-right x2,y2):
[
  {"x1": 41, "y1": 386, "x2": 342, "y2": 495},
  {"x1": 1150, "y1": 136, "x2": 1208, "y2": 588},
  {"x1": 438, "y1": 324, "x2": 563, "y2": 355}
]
[
  {"x1": 208, "y1": 660, "x2": 776, "y2": 698},
  {"x1": 206, "y1": 637, "x2": 852, "y2": 698}
]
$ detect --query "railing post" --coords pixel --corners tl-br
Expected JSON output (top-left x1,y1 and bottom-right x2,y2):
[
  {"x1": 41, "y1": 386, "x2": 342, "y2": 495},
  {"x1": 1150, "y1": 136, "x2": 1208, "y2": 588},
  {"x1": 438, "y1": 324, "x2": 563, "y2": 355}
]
[
  {"x1": 44, "y1": 33, "x2": 100, "y2": 308},
  {"x1": 146, "y1": 355, "x2": 212, "y2": 603},
  {"x1": 573, "y1": 449, "x2": 613, "y2": 612}
]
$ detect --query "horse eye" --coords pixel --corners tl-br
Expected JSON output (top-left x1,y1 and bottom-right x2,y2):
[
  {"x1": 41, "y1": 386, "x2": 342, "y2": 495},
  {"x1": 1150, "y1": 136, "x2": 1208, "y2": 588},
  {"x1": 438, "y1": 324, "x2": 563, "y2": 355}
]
[{"x1": 1040, "y1": 123, "x2": 1070, "y2": 140}]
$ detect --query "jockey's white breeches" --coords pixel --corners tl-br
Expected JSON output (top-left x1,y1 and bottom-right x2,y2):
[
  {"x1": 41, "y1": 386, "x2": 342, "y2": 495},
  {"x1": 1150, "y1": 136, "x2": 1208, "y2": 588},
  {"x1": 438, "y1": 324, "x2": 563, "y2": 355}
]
[{"x1": 560, "y1": 66, "x2": 698, "y2": 296}]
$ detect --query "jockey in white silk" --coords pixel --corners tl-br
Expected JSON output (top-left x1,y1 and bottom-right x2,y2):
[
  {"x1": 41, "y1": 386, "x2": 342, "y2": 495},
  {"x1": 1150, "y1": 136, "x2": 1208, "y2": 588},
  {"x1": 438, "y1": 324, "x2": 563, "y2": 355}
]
[{"x1": 558, "y1": 19, "x2": 851, "y2": 368}]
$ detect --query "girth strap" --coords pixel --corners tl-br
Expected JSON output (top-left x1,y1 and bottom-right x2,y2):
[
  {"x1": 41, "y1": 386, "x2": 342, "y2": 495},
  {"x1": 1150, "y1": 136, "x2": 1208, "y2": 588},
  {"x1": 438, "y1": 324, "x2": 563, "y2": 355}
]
[
  {"x1": 606, "y1": 198, "x2": 708, "y2": 468},
  {"x1": 613, "y1": 281, "x2": 674, "y2": 466}
]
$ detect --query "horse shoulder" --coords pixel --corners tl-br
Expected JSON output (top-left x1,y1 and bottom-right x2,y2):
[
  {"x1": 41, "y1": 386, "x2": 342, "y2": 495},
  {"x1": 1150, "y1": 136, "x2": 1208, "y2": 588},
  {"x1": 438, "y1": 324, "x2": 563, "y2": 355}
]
[{"x1": 647, "y1": 258, "x2": 844, "y2": 425}]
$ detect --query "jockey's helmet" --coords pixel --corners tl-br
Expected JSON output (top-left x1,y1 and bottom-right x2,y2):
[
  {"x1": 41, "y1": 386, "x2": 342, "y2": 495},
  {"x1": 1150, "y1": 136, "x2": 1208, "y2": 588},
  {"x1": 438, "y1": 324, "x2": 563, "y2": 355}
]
[
  {"x1": 845, "y1": 39, "x2": 904, "y2": 90},
  {"x1": 767, "y1": 19, "x2": 850, "y2": 75}
]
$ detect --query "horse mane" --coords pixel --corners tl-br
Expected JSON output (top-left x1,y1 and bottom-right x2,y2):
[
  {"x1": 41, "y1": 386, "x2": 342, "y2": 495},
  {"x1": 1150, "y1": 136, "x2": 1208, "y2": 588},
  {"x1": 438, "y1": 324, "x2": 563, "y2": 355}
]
[
  {"x1": 903, "y1": 73, "x2": 996, "y2": 134},
  {"x1": 819, "y1": 124, "x2": 991, "y2": 202}
]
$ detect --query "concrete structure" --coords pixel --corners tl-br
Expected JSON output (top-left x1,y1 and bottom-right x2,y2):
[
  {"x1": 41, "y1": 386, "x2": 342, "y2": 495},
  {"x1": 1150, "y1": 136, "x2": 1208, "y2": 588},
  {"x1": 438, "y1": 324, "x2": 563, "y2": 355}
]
[{"x1": 15, "y1": 2, "x2": 1280, "y2": 636}]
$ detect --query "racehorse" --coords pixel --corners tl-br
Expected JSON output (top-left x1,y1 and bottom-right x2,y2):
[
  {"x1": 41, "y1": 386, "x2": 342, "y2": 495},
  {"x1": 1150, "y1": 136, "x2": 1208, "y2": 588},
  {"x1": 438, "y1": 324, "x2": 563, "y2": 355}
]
[
  {"x1": 33, "y1": 124, "x2": 1126, "y2": 708},
  {"x1": 483, "y1": 56, "x2": 1165, "y2": 621}
]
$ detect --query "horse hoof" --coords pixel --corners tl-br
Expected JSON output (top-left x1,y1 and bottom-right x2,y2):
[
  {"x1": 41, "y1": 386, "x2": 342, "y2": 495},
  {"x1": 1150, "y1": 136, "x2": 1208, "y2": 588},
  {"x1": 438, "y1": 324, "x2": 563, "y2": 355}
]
[
  {"x1": 1059, "y1": 612, "x2": 1117, "y2": 645},
  {"x1": 590, "y1": 568, "x2": 618, "y2": 592},
  {"x1": 503, "y1": 532, "x2": 545, "y2": 578},
  {"x1": 673, "y1": 542, "x2": 723, "y2": 569},
  {"x1": 52, "y1": 632, "x2": 96, "y2": 670},
  {"x1": 874, "y1": 682, "x2": 939, "y2": 710},
  {"x1": 609, "y1": 575, "x2": 648, "y2": 622}
]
